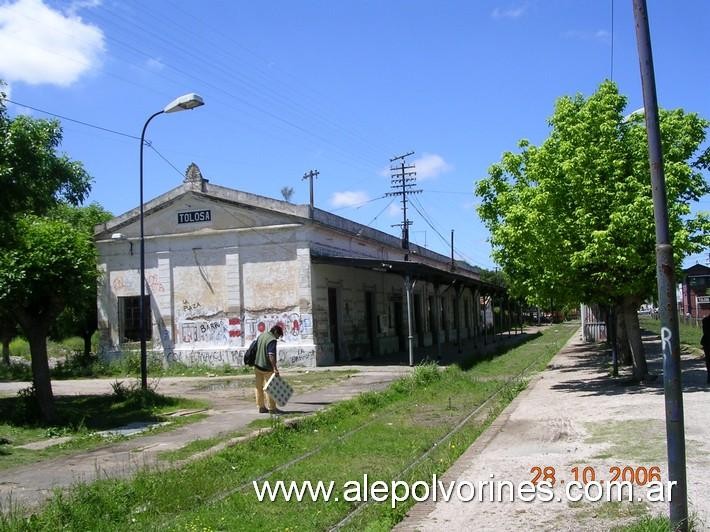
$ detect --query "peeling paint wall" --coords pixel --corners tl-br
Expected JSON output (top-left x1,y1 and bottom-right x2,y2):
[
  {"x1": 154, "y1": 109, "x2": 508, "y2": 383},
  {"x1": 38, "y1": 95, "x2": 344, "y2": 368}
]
[
  {"x1": 97, "y1": 192, "x2": 317, "y2": 367},
  {"x1": 96, "y1": 186, "x2": 484, "y2": 368}
]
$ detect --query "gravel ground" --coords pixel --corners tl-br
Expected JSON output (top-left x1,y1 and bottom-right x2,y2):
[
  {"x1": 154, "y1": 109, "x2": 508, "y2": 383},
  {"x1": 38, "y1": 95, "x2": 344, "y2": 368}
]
[{"x1": 396, "y1": 330, "x2": 710, "y2": 531}]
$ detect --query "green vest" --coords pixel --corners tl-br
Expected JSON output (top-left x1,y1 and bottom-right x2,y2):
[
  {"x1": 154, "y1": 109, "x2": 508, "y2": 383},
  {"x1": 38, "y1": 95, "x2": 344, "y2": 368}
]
[{"x1": 255, "y1": 332, "x2": 277, "y2": 370}]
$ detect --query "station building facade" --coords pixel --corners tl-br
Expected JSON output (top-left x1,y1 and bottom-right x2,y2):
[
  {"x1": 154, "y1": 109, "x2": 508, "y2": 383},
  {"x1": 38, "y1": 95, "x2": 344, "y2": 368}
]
[{"x1": 94, "y1": 165, "x2": 499, "y2": 368}]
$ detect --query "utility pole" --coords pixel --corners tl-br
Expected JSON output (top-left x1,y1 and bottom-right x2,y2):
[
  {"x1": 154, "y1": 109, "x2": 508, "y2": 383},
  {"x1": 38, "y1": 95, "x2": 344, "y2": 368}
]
[
  {"x1": 302, "y1": 169, "x2": 319, "y2": 219},
  {"x1": 633, "y1": 1, "x2": 688, "y2": 529},
  {"x1": 386, "y1": 152, "x2": 421, "y2": 261},
  {"x1": 386, "y1": 152, "x2": 421, "y2": 366}
]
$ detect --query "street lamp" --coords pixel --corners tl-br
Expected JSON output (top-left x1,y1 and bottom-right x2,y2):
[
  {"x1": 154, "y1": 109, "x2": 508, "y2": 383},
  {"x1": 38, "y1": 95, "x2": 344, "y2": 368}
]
[{"x1": 139, "y1": 93, "x2": 204, "y2": 390}]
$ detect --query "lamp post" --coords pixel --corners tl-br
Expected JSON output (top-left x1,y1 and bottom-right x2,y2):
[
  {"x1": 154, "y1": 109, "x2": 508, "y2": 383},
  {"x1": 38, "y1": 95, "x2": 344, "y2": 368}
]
[{"x1": 139, "y1": 93, "x2": 204, "y2": 390}]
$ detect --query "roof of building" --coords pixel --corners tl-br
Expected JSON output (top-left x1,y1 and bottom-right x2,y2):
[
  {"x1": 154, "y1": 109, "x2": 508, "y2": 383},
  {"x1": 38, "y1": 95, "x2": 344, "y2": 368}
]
[
  {"x1": 683, "y1": 264, "x2": 710, "y2": 277},
  {"x1": 95, "y1": 163, "x2": 484, "y2": 283}
]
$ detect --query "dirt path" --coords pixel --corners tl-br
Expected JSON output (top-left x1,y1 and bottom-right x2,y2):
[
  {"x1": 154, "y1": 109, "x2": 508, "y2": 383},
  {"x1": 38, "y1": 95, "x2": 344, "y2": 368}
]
[
  {"x1": 397, "y1": 330, "x2": 710, "y2": 531},
  {"x1": 0, "y1": 367, "x2": 410, "y2": 512}
]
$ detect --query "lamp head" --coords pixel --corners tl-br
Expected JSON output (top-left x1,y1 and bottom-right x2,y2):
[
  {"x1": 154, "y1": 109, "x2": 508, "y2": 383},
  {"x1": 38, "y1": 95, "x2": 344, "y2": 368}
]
[{"x1": 164, "y1": 93, "x2": 205, "y2": 113}]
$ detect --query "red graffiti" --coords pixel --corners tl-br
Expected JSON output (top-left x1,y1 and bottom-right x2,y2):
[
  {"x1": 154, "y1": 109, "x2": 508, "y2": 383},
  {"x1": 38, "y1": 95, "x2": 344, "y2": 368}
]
[
  {"x1": 229, "y1": 330, "x2": 239, "y2": 337},
  {"x1": 229, "y1": 318, "x2": 240, "y2": 325},
  {"x1": 292, "y1": 320, "x2": 300, "y2": 332}
]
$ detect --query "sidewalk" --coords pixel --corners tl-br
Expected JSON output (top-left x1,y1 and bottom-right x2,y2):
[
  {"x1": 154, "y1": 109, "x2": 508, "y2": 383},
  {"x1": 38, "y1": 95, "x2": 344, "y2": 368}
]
[{"x1": 396, "y1": 330, "x2": 710, "y2": 531}]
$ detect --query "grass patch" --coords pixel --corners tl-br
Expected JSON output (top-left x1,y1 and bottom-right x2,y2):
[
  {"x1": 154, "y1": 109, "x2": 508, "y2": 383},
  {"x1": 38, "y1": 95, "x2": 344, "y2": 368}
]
[
  {"x1": 639, "y1": 316, "x2": 702, "y2": 350},
  {"x1": 615, "y1": 514, "x2": 701, "y2": 531},
  {"x1": 572, "y1": 500, "x2": 648, "y2": 520},
  {"x1": 460, "y1": 323, "x2": 576, "y2": 377},
  {"x1": 586, "y1": 418, "x2": 704, "y2": 463},
  {"x1": 1, "y1": 325, "x2": 576, "y2": 530},
  {"x1": 0, "y1": 385, "x2": 207, "y2": 470}
]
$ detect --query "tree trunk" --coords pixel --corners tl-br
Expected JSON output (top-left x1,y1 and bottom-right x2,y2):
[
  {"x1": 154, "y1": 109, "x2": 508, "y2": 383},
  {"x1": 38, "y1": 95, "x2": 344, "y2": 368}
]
[
  {"x1": 83, "y1": 330, "x2": 92, "y2": 359},
  {"x1": 2, "y1": 339, "x2": 9, "y2": 365},
  {"x1": 24, "y1": 323, "x2": 57, "y2": 424},
  {"x1": 622, "y1": 296, "x2": 648, "y2": 381},
  {"x1": 616, "y1": 306, "x2": 633, "y2": 366}
]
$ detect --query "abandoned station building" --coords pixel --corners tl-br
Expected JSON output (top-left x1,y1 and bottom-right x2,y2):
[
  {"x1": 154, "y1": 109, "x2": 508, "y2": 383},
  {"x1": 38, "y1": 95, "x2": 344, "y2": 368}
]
[{"x1": 95, "y1": 164, "x2": 501, "y2": 368}]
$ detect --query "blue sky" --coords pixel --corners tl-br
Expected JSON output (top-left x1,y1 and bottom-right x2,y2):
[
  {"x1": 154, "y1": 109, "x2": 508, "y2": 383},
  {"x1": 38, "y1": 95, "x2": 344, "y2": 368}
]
[{"x1": 1, "y1": 0, "x2": 708, "y2": 270}]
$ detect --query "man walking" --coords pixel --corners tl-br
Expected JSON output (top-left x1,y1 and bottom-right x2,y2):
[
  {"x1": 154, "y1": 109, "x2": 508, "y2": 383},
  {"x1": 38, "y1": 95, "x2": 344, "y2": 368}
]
[{"x1": 254, "y1": 325, "x2": 284, "y2": 413}]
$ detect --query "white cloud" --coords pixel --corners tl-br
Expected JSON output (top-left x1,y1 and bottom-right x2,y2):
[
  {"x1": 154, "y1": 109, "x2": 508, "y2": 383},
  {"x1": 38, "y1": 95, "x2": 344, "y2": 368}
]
[
  {"x1": 387, "y1": 203, "x2": 401, "y2": 217},
  {"x1": 330, "y1": 190, "x2": 370, "y2": 208},
  {"x1": 563, "y1": 29, "x2": 611, "y2": 44},
  {"x1": 491, "y1": 5, "x2": 526, "y2": 19},
  {"x1": 0, "y1": 0, "x2": 105, "y2": 87},
  {"x1": 145, "y1": 57, "x2": 165, "y2": 71},
  {"x1": 413, "y1": 153, "x2": 453, "y2": 181},
  {"x1": 67, "y1": 0, "x2": 101, "y2": 16}
]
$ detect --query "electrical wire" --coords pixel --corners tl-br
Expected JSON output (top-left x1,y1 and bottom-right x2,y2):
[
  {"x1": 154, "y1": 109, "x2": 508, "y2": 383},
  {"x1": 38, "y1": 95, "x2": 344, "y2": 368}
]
[
  {"x1": 3, "y1": 97, "x2": 140, "y2": 140},
  {"x1": 3, "y1": 97, "x2": 187, "y2": 180},
  {"x1": 330, "y1": 195, "x2": 387, "y2": 212}
]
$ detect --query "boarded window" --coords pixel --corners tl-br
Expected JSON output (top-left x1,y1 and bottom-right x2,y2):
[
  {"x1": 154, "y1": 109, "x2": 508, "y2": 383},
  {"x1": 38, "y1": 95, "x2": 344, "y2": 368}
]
[{"x1": 118, "y1": 295, "x2": 151, "y2": 342}]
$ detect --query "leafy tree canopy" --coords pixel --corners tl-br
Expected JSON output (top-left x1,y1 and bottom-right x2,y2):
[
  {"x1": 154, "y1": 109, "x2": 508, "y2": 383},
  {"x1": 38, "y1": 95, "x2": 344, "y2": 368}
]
[
  {"x1": 0, "y1": 85, "x2": 92, "y2": 237},
  {"x1": 476, "y1": 81, "x2": 710, "y2": 309}
]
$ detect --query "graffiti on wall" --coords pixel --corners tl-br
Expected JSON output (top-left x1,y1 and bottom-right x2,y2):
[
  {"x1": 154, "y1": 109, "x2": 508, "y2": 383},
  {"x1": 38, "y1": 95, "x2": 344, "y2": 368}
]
[
  {"x1": 172, "y1": 296, "x2": 312, "y2": 346},
  {"x1": 164, "y1": 346, "x2": 316, "y2": 367},
  {"x1": 179, "y1": 317, "x2": 242, "y2": 344},
  {"x1": 111, "y1": 273, "x2": 165, "y2": 294},
  {"x1": 242, "y1": 312, "x2": 312, "y2": 342}
]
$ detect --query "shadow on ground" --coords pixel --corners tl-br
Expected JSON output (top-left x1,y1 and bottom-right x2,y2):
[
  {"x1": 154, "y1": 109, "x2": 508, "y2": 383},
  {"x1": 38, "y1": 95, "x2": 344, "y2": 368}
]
[{"x1": 550, "y1": 336, "x2": 710, "y2": 397}]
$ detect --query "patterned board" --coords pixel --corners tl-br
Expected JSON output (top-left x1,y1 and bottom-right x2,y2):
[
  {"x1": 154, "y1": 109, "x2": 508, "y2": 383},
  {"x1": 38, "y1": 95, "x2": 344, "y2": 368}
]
[{"x1": 264, "y1": 374, "x2": 294, "y2": 407}]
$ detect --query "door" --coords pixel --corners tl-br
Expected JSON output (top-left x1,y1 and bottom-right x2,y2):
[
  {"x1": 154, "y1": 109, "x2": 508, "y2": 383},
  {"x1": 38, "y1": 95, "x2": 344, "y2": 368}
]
[
  {"x1": 414, "y1": 293, "x2": 424, "y2": 346},
  {"x1": 328, "y1": 288, "x2": 340, "y2": 362},
  {"x1": 429, "y1": 295, "x2": 438, "y2": 345},
  {"x1": 365, "y1": 291, "x2": 376, "y2": 357},
  {"x1": 393, "y1": 301, "x2": 405, "y2": 352}
]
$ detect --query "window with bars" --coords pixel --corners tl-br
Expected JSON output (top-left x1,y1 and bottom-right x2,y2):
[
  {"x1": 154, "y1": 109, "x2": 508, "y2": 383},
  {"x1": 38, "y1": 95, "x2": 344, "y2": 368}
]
[{"x1": 118, "y1": 295, "x2": 151, "y2": 342}]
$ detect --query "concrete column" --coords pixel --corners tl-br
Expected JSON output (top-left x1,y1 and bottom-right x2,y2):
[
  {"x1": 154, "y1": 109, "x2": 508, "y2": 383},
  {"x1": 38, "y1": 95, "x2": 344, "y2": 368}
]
[
  {"x1": 155, "y1": 251, "x2": 172, "y2": 350},
  {"x1": 297, "y1": 247, "x2": 313, "y2": 341},
  {"x1": 225, "y1": 251, "x2": 241, "y2": 312}
]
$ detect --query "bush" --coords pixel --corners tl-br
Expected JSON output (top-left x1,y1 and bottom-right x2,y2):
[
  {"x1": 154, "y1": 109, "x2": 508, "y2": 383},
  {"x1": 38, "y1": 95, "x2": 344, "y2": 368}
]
[
  {"x1": 60, "y1": 337, "x2": 85, "y2": 353},
  {"x1": 9, "y1": 337, "x2": 30, "y2": 359},
  {"x1": 11, "y1": 386, "x2": 42, "y2": 424},
  {"x1": 0, "y1": 362, "x2": 32, "y2": 382}
]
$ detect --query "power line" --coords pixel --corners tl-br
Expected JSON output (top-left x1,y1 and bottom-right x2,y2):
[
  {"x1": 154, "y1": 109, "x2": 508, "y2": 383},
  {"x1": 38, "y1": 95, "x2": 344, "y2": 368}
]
[
  {"x1": 409, "y1": 196, "x2": 490, "y2": 268},
  {"x1": 4, "y1": 97, "x2": 186, "y2": 180},
  {"x1": 330, "y1": 195, "x2": 387, "y2": 212},
  {"x1": 3, "y1": 97, "x2": 140, "y2": 140}
]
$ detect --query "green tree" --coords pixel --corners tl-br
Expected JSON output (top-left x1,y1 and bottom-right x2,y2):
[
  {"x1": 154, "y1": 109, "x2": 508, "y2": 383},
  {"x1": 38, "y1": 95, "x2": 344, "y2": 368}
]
[
  {"x1": 49, "y1": 204, "x2": 113, "y2": 359},
  {"x1": 476, "y1": 81, "x2": 710, "y2": 380},
  {"x1": 0, "y1": 99, "x2": 91, "y2": 235},
  {"x1": 0, "y1": 309, "x2": 18, "y2": 365},
  {"x1": 0, "y1": 85, "x2": 94, "y2": 421},
  {"x1": 0, "y1": 216, "x2": 97, "y2": 422}
]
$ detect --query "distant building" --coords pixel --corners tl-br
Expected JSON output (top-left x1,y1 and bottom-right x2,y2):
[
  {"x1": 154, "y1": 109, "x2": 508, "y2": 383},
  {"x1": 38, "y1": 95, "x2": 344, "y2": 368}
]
[
  {"x1": 680, "y1": 264, "x2": 710, "y2": 319},
  {"x1": 94, "y1": 164, "x2": 504, "y2": 367}
]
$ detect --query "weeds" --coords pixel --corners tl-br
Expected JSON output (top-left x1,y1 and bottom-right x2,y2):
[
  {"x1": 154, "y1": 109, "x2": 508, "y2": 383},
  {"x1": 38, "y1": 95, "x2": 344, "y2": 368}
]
[{"x1": 0, "y1": 324, "x2": 578, "y2": 531}]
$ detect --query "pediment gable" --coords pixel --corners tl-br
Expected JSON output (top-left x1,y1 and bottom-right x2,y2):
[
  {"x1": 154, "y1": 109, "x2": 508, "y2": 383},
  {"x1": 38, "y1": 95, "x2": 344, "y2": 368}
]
[{"x1": 95, "y1": 183, "x2": 309, "y2": 241}]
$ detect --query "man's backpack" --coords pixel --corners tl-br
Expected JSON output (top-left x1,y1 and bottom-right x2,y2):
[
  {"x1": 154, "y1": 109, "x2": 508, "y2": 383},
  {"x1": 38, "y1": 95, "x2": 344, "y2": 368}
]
[{"x1": 243, "y1": 339, "x2": 258, "y2": 366}]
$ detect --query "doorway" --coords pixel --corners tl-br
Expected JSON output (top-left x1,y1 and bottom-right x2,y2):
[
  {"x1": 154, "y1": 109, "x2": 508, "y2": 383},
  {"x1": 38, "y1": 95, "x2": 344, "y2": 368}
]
[
  {"x1": 393, "y1": 301, "x2": 405, "y2": 352},
  {"x1": 328, "y1": 288, "x2": 340, "y2": 362},
  {"x1": 365, "y1": 291, "x2": 376, "y2": 358}
]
